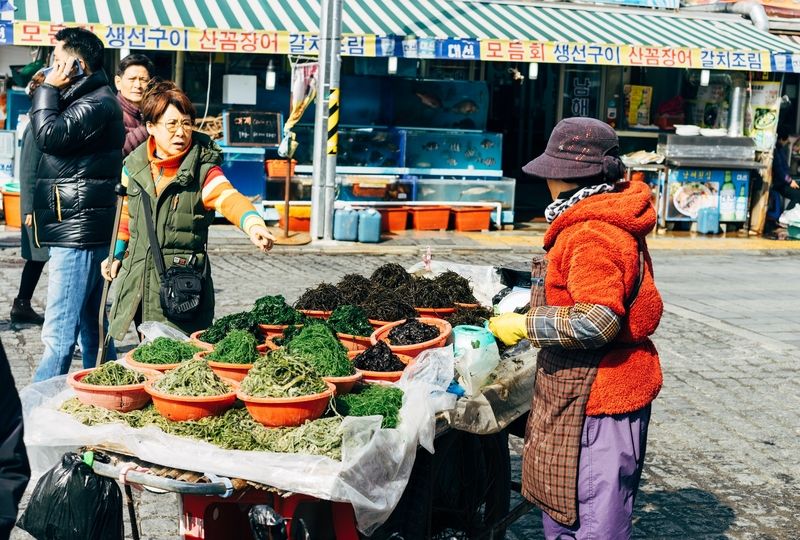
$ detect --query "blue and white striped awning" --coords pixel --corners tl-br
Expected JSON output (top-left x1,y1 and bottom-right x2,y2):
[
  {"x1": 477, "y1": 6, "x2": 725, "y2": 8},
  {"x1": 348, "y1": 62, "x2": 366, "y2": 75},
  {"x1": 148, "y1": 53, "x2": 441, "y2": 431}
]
[{"x1": 10, "y1": 0, "x2": 800, "y2": 71}]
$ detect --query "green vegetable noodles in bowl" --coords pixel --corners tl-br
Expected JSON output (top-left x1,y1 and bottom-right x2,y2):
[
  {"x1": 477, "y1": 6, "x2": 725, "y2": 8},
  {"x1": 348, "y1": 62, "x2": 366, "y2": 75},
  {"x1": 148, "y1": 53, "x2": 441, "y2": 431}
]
[
  {"x1": 207, "y1": 330, "x2": 260, "y2": 364},
  {"x1": 83, "y1": 362, "x2": 145, "y2": 386},
  {"x1": 240, "y1": 350, "x2": 327, "y2": 398},
  {"x1": 154, "y1": 360, "x2": 232, "y2": 397},
  {"x1": 133, "y1": 337, "x2": 200, "y2": 365},
  {"x1": 287, "y1": 324, "x2": 354, "y2": 377}
]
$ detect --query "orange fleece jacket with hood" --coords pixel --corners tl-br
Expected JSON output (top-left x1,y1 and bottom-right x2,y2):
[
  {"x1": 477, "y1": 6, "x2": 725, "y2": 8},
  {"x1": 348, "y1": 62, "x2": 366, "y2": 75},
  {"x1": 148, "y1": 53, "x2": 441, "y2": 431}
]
[{"x1": 543, "y1": 181, "x2": 664, "y2": 415}]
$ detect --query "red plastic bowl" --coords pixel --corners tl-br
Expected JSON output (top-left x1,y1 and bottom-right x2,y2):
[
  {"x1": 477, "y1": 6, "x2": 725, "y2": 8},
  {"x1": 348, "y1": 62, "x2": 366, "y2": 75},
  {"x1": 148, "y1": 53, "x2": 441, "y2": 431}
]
[
  {"x1": 67, "y1": 366, "x2": 157, "y2": 412},
  {"x1": 415, "y1": 307, "x2": 456, "y2": 319},
  {"x1": 323, "y1": 371, "x2": 363, "y2": 395},
  {"x1": 370, "y1": 317, "x2": 452, "y2": 358},
  {"x1": 237, "y1": 382, "x2": 335, "y2": 427},
  {"x1": 144, "y1": 377, "x2": 238, "y2": 421},
  {"x1": 336, "y1": 332, "x2": 373, "y2": 352},
  {"x1": 347, "y1": 351, "x2": 414, "y2": 383},
  {"x1": 258, "y1": 323, "x2": 303, "y2": 339}
]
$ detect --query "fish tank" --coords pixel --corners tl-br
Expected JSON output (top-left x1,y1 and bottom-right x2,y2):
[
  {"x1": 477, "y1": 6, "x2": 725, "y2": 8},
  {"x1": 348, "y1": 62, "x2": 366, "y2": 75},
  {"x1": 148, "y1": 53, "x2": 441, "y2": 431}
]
[
  {"x1": 414, "y1": 178, "x2": 516, "y2": 209},
  {"x1": 391, "y1": 79, "x2": 489, "y2": 131},
  {"x1": 291, "y1": 126, "x2": 405, "y2": 168},
  {"x1": 405, "y1": 130, "x2": 502, "y2": 171}
]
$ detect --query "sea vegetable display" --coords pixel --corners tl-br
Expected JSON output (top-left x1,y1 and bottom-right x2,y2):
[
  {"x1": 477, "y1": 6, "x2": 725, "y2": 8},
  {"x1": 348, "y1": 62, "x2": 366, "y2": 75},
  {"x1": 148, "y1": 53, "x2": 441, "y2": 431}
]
[
  {"x1": 239, "y1": 350, "x2": 328, "y2": 398},
  {"x1": 336, "y1": 274, "x2": 373, "y2": 306},
  {"x1": 369, "y1": 263, "x2": 413, "y2": 290},
  {"x1": 250, "y1": 295, "x2": 306, "y2": 325},
  {"x1": 388, "y1": 319, "x2": 440, "y2": 345},
  {"x1": 82, "y1": 362, "x2": 145, "y2": 386},
  {"x1": 445, "y1": 306, "x2": 494, "y2": 328},
  {"x1": 132, "y1": 338, "x2": 200, "y2": 365},
  {"x1": 207, "y1": 330, "x2": 260, "y2": 365},
  {"x1": 294, "y1": 283, "x2": 343, "y2": 312},
  {"x1": 203, "y1": 311, "x2": 261, "y2": 344},
  {"x1": 408, "y1": 277, "x2": 454, "y2": 308},
  {"x1": 287, "y1": 324, "x2": 354, "y2": 377},
  {"x1": 60, "y1": 399, "x2": 344, "y2": 459},
  {"x1": 327, "y1": 305, "x2": 373, "y2": 337},
  {"x1": 153, "y1": 360, "x2": 232, "y2": 397},
  {"x1": 360, "y1": 286, "x2": 417, "y2": 322},
  {"x1": 434, "y1": 270, "x2": 478, "y2": 305},
  {"x1": 335, "y1": 384, "x2": 404, "y2": 429},
  {"x1": 352, "y1": 342, "x2": 406, "y2": 373}
]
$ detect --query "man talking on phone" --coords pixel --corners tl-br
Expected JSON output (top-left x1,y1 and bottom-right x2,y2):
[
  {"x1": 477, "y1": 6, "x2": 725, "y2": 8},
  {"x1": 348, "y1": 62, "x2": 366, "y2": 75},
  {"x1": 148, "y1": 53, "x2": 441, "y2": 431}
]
[{"x1": 29, "y1": 27, "x2": 125, "y2": 381}]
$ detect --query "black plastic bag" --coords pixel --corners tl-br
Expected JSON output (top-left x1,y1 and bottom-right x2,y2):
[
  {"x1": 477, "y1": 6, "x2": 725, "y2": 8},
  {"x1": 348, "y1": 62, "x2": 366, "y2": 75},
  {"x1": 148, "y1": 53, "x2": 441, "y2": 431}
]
[
  {"x1": 249, "y1": 505, "x2": 287, "y2": 540},
  {"x1": 16, "y1": 452, "x2": 123, "y2": 540}
]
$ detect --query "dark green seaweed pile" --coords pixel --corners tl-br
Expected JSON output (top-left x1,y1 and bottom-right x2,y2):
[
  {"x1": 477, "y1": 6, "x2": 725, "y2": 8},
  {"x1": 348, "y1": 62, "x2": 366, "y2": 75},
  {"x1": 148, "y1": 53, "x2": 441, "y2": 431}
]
[
  {"x1": 335, "y1": 384, "x2": 404, "y2": 429},
  {"x1": 207, "y1": 330, "x2": 260, "y2": 364},
  {"x1": 287, "y1": 324, "x2": 354, "y2": 377},
  {"x1": 132, "y1": 337, "x2": 200, "y2": 365},
  {"x1": 328, "y1": 305, "x2": 373, "y2": 337},
  {"x1": 360, "y1": 286, "x2": 417, "y2": 322},
  {"x1": 388, "y1": 319, "x2": 440, "y2": 345},
  {"x1": 408, "y1": 277, "x2": 454, "y2": 308},
  {"x1": 294, "y1": 283, "x2": 343, "y2": 312},
  {"x1": 445, "y1": 306, "x2": 494, "y2": 328},
  {"x1": 153, "y1": 360, "x2": 231, "y2": 397},
  {"x1": 250, "y1": 294, "x2": 306, "y2": 325},
  {"x1": 435, "y1": 270, "x2": 478, "y2": 305},
  {"x1": 203, "y1": 311, "x2": 261, "y2": 344},
  {"x1": 369, "y1": 263, "x2": 413, "y2": 290},
  {"x1": 336, "y1": 274, "x2": 373, "y2": 306},
  {"x1": 352, "y1": 341, "x2": 406, "y2": 372}
]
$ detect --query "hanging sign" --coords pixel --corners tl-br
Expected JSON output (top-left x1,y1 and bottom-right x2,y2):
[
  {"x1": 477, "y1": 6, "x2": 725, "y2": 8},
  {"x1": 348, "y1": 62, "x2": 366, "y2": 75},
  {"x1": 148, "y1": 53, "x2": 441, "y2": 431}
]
[{"x1": 223, "y1": 111, "x2": 282, "y2": 148}]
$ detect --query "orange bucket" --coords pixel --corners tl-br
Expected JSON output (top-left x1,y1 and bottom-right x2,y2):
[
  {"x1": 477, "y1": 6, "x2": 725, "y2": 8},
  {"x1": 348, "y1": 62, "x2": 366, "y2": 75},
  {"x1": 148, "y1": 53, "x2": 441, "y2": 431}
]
[
  {"x1": 2, "y1": 188, "x2": 21, "y2": 229},
  {"x1": 451, "y1": 206, "x2": 493, "y2": 232},
  {"x1": 266, "y1": 159, "x2": 296, "y2": 178},
  {"x1": 238, "y1": 382, "x2": 335, "y2": 427},
  {"x1": 144, "y1": 377, "x2": 239, "y2": 421}
]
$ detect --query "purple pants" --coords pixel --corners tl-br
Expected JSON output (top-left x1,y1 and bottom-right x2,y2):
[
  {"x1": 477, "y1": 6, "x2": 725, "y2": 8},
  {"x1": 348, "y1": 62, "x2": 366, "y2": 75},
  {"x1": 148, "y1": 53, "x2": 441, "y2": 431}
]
[{"x1": 542, "y1": 404, "x2": 651, "y2": 540}]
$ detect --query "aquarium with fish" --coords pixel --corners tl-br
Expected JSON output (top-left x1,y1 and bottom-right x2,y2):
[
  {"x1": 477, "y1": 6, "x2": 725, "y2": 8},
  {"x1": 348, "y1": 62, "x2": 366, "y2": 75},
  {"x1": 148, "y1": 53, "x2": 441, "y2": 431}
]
[
  {"x1": 414, "y1": 178, "x2": 515, "y2": 209},
  {"x1": 291, "y1": 126, "x2": 405, "y2": 168},
  {"x1": 392, "y1": 79, "x2": 489, "y2": 131},
  {"x1": 405, "y1": 130, "x2": 502, "y2": 173}
]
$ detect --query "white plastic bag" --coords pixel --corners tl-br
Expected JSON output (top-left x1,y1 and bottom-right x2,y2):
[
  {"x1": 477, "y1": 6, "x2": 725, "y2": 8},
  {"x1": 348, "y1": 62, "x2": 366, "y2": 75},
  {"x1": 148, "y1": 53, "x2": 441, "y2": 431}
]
[
  {"x1": 137, "y1": 321, "x2": 190, "y2": 344},
  {"x1": 452, "y1": 325, "x2": 500, "y2": 397},
  {"x1": 406, "y1": 260, "x2": 504, "y2": 308}
]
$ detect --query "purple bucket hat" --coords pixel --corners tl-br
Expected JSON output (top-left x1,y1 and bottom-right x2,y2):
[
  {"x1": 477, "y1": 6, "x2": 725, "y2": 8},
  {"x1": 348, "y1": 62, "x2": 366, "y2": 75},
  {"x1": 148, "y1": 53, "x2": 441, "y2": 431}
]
[{"x1": 523, "y1": 117, "x2": 621, "y2": 180}]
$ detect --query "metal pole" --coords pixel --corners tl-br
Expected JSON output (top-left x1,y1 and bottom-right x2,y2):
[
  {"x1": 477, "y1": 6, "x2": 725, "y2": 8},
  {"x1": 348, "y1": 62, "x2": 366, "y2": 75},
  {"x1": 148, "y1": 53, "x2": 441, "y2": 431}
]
[
  {"x1": 310, "y1": 0, "x2": 332, "y2": 240},
  {"x1": 322, "y1": 0, "x2": 343, "y2": 241}
]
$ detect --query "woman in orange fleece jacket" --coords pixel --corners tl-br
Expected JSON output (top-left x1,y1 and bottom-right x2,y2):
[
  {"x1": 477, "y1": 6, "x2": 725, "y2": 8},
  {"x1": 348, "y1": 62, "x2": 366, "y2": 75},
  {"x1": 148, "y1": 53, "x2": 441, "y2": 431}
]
[{"x1": 490, "y1": 117, "x2": 663, "y2": 539}]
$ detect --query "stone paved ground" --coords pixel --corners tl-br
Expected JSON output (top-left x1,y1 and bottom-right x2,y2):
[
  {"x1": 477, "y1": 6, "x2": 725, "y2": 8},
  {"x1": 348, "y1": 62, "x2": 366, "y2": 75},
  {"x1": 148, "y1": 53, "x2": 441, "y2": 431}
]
[{"x1": 2, "y1": 246, "x2": 799, "y2": 539}]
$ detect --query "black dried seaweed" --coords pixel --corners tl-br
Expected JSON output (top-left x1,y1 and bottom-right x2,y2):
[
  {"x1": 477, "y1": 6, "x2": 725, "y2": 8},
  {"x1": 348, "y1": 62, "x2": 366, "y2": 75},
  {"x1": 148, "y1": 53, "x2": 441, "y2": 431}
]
[
  {"x1": 336, "y1": 274, "x2": 374, "y2": 306},
  {"x1": 434, "y1": 271, "x2": 478, "y2": 305},
  {"x1": 353, "y1": 341, "x2": 406, "y2": 372},
  {"x1": 387, "y1": 319, "x2": 440, "y2": 345},
  {"x1": 361, "y1": 286, "x2": 417, "y2": 322},
  {"x1": 445, "y1": 306, "x2": 494, "y2": 328},
  {"x1": 294, "y1": 283, "x2": 344, "y2": 311},
  {"x1": 370, "y1": 263, "x2": 413, "y2": 290}
]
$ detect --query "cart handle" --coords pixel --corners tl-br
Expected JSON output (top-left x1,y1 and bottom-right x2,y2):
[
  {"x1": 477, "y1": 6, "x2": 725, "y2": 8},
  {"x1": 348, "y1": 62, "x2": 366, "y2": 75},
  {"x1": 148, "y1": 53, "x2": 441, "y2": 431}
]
[{"x1": 91, "y1": 459, "x2": 234, "y2": 497}]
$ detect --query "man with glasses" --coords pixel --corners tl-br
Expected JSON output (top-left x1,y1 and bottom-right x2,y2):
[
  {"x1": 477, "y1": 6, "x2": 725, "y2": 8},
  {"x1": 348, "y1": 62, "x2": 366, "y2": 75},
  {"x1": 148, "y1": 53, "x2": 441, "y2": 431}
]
[
  {"x1": 29, "y1": 27, "x2": 124, "y2": 381},
  {"x1": 115, "y1": 54, "x2": 153, "y2": 156}
]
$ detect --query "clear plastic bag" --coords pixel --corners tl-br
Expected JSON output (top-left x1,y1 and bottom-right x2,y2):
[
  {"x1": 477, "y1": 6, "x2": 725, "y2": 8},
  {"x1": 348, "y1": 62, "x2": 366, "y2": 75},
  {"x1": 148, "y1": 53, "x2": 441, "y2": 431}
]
[
  {"x1": 406, "y1": 260, "x2": 504, "y2": 308},
  {"x1": 136, "y1": 321, "x2": 190, "y2": 344},
  {"x1": 452, "y1": 325, "x2": 500, "y2": 397}
]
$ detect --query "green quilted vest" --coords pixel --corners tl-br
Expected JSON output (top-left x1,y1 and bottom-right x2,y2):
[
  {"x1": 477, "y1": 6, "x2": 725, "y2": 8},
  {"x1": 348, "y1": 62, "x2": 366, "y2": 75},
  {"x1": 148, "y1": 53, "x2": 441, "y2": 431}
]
[{"x1": 109, "y1": 133, "x2": 222, "y2": 340}]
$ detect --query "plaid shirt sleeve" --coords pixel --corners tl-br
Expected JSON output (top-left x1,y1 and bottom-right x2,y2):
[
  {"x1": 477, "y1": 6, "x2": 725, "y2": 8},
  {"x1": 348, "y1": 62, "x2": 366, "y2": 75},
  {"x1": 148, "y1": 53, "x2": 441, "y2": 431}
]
[{"x1": 525, "y1": 302, "x2": 621, "y2": 350}]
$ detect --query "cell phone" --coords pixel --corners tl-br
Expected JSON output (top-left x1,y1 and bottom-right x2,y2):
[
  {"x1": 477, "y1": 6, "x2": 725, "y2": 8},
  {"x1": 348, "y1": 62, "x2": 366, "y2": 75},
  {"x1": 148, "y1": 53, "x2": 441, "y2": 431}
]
[{"x1": 41, "y1": 59, "x2": 84, "y2": 79}]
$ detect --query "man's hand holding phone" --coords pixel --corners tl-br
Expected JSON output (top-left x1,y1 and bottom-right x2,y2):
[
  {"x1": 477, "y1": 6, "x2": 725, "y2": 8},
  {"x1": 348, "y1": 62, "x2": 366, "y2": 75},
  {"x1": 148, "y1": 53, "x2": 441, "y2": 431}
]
[{"x1": 43, "y1": 57, "x2": 84, "y2": 89}]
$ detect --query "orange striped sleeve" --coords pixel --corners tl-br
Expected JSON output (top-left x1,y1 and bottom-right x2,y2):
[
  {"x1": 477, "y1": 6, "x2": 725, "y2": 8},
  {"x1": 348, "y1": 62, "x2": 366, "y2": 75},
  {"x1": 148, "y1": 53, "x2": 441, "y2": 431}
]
[
  {"x1": 114, "y1": 167, "x2": 131, "y2": 259},
  {"x1": 201, "y1": 166, "x2": 265, "y2": 234}
]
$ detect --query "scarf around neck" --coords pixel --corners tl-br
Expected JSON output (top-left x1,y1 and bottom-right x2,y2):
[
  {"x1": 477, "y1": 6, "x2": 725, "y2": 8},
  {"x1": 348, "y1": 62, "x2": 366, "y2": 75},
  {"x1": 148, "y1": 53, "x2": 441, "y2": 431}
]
[{"x1": 544, "y1": 183, "x2": 616, "y2": 223}]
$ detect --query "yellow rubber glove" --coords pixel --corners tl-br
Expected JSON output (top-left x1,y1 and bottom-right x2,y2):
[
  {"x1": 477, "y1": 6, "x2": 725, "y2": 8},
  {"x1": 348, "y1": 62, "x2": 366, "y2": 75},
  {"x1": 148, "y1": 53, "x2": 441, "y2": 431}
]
[{"x1": 488, "y1": 313, "x2": 528, "y2": 346}]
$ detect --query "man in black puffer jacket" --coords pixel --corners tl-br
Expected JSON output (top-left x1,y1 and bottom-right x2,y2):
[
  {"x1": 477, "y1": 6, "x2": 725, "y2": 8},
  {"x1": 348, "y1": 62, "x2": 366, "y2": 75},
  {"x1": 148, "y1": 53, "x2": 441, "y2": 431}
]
[{"x1": 30, "y1": 28, "x2": 124, "y2": 382}]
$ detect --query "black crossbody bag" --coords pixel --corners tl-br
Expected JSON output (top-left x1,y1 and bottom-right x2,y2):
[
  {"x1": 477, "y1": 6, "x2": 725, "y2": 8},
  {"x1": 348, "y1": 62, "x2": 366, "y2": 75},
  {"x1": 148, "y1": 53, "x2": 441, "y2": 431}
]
[{"x1": 141, "y1": 195, "x2": 204, "y2": 321}]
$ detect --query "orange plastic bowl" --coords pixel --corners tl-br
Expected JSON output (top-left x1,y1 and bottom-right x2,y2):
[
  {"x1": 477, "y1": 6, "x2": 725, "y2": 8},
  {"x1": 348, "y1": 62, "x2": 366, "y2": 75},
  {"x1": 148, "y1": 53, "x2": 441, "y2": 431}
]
[
  {"x1": 124, "y1": 349, "x2": 191, "y2": 373},
  {"x1": 258, "y1": 323, "x2": 303, "y2": 340},
  {"x1": 347, "y1": 351, "x2": 414, "y2": 383},
  {"x1": 238, "y1": 382, "x2": 335, "y2": 428},
  {"x1": 144, "y1": 377, "x2": 239, "y2": 421},
  {"x1": 298, "y1": 309, "x2": 332, "y2": 320},
  {"x1": 370, "y1": 317, "x2": 452, "y2": 358},
  {"x1": 336, "y1": 332, "x2": 373, "y2": 352},
  {"x1": 194, "y1": 350, "x2": 263, "y2": 383},
  {"x1": 323, "y1": 371, "x2": 363, "y2": 395},
  {"x1": 189, "y1": 330, "x2": 215, "y2": 350},
  {"x1": 67, "y1": 366, "x2": 157, "y2": 412},
  {"x1": 368, "y1": 319, "x2": 393, "y2": 330},
  {"x1": 414, "y1": 307, "x2": 456, "y2": 319},
  {"x1": 454, "y1": 302, "x2": 480, "y2": 310}
]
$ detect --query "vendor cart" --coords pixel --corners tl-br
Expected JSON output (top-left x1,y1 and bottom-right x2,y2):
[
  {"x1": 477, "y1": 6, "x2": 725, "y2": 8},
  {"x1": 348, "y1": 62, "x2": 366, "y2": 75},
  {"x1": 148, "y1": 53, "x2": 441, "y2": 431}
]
[{"x1": 23, "y1": 344, "x2": 536, "y2": 540}]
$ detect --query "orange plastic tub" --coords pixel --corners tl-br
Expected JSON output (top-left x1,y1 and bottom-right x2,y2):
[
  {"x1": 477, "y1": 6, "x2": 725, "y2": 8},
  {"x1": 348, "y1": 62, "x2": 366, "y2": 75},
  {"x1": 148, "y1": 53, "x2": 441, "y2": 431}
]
[
  {"x1": 68, "y1": 366, "x2": 157, "y2": 412},
  {"x1": 370, "y1": 317, "x2": 452, "y2": 358},
  {"x1": 258, "y1": 323, "x2": 303, "y2": 340},
  {"x1": 238, "y1": 382, "x2": 335, "y2": 427},
  {"x1": 347, "y1": 351, "x2": 414, "y2": 383},
  {"x1": 336, "y1": 332, "x2": 373, "y2": 352},
  {"x1": 144, "y1": 377, "x2": 239, "y2": 421},
  {"x1": 2, "y1": 190, "x2": 21, "y2": 228},
  {"x1": 414, "y1": 307, "x2": 456, "y2": 319},
  {"x1": 189, "y1": 331, "x2": 215, "y2": 350},
  {"x1": 278, "y1": 215, "x2": 311, "y2": 232},
  {"x1": 298, "y1": 309, "x2": 332, "y2": 320},
  {"x1": 451, "y1": 206, "x2": 493, "y2": 232},
  {"x1": 266, "y1": 159, "x2": 296, "y2": 178},
  {"x1": 410, "y1": 206, "x2": 450, "y2": 231},
  {"x1": 454, "y1": 302, "x2": 480, "y2": 310},
  {"x1": 323, "y1": 371, "x2": 363, "y2": 395},
  {"x1": 368, "y1": 319, "x2": 393, "y2": 331},
  {"x1": 124, "y1": 350, "x2": 188, "y2": 373},
  {"x1": 380, "y1": 207, "x2": 409, "y2": 232},
  {"x1": 194, "y1": 350, "x2": 259, "y2": 383}
]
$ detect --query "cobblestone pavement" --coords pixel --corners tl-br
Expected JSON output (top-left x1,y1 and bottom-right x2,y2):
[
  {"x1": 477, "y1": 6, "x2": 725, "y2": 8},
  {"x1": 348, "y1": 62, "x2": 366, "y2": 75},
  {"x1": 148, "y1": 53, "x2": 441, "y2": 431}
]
[{"x1": 2, "y1": 246, "x2": 799, "y2": 539}]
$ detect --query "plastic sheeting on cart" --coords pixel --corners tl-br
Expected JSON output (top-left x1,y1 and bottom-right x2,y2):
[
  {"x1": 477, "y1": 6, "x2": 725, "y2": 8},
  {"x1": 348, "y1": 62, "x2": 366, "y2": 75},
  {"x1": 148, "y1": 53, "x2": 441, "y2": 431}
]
[
  {"x1": 442, "y1": 342, "x2": 537, "y2": 435},
  {"x1": 20, "y1": 347, "x2": 457, "y2": 535}
]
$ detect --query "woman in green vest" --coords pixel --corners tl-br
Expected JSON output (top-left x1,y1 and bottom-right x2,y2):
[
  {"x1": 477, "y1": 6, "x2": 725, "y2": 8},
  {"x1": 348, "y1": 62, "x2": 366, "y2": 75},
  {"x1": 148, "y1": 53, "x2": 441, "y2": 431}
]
[{"x1": 101, "y1": 81, "x2": 274, "y2": 339}]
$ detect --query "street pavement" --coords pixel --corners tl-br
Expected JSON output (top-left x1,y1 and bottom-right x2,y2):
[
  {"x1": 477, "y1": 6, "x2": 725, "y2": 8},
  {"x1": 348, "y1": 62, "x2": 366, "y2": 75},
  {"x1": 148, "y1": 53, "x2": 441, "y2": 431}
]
[{"x1": 1, "y1": 242, "x2": 799, "y2": 539}]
